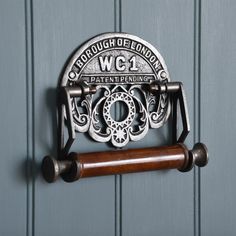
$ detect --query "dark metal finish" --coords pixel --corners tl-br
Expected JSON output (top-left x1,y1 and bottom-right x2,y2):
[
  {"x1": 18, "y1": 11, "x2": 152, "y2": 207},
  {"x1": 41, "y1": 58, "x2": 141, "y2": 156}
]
[
  {"x1": 179, "y1": 142, "x2": 209, "y2": 172},
  {"x1": 149, "y1": 81, "x2": 190, "y2": 143},
  {"x1": 58, "y1": 83, "x2": 97, "y2": 158},
  {"x1": 57, "y1": 33, "x2": 191, "y2": 156},
  {"x1": 59, "y1": 33, "x2": 173, "y2": 149},
  {"x1": 149, "y1": 81, "x2": 181, "y2": 93},
  {"x1": 41, "y1": 143, "x2": 208, "y2": 183},
  {"x1": 191, "y1": 142, "x2": 209, "y2": 167},
  {"x1": 41, "y1": 156, "x2": 72, "y2": 183},
  {"x1": 41, "y1": 32, "x2": 208, "y2": 183}
]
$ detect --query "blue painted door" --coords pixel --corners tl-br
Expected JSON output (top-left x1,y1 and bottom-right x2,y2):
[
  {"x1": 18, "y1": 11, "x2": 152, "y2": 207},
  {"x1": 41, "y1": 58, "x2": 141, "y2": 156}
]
[{"x1": 0, "y1": 0, "x2": 236, "y2": 235}]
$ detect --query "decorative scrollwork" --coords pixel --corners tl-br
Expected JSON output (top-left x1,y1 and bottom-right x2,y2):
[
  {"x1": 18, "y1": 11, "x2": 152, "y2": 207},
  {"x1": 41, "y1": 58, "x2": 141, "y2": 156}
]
[{"x1": 61, "y1": 33, "x2": 171, "y2": 147}]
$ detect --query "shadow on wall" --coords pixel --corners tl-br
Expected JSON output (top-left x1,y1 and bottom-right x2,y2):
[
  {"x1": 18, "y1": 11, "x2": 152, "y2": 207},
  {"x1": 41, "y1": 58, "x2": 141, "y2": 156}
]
[{"x1": 24, "y1": 88, "x2": 58, "y2": 183}]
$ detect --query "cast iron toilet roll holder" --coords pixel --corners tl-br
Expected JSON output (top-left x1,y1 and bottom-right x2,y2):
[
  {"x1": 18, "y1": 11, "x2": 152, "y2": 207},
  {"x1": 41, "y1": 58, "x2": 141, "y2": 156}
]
[{"x1": 41, "y1": 32, "x2": 208, "y2": 183}]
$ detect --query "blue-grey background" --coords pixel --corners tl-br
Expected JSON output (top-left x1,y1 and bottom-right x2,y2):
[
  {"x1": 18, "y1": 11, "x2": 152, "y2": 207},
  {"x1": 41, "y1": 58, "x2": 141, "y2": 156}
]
[{"x1": 0, "y1": 0, "x2": 235, "y2": 235}]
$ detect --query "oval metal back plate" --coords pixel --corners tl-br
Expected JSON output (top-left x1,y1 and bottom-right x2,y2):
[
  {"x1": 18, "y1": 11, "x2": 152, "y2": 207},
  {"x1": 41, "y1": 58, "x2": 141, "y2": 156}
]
[{"x1": 61, "y1": 33, "x2": 171, "y2": 147}]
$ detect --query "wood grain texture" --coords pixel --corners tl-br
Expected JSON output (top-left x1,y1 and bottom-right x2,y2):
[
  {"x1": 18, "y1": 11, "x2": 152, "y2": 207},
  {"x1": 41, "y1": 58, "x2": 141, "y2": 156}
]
[
  {"x1": 201, "y1": 1, "x2": 236, "y2": 235},
  {"x1": 67, "y1": 144, "x2": 189, "y2": 179},
  {"x1": 32, "y1": 1, "x2": 115, "y2": 236},
  {"x1": 0, "y1": 0, "x2": 27, "y2": 235},
  {"x1": 121, "y1": 0, "x2": 195, "y2": 235}
]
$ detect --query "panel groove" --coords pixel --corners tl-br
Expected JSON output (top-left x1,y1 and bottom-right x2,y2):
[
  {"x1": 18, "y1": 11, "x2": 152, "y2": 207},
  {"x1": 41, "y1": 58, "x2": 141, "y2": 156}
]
[
  {"x1": 25, "y1": 0, "x2": 35, "y2": 235},
  {"x1": 201, "y1": 1, "x2": 236, "y2": 235},
  {"x1": 114, "y1": 1, "x2": 122, "y2": 236},
  {"x1": 114, "y1": 0, "x2": 122, "y2": 32},
  {"x1": 193, "y1": 0, "x2": 201, "y2": 236},
  {"x1": 122, "y1": 1, "x2": 195, "y2": 235},
  {"x1": 0, "y1": 0, "x2": 27, "y2": 234},
  {"x1": 33, "y1": 1, "x2": 115, "y2": 235}
]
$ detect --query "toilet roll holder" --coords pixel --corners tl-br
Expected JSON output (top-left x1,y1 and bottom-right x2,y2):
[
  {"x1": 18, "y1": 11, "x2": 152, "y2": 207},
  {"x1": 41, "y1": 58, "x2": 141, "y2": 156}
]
[{"x1": 41, "y1": 32, "x2": 208, "y2": 183}]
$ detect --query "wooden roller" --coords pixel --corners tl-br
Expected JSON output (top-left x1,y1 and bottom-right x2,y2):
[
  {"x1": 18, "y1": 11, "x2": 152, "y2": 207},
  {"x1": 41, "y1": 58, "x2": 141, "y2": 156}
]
[{"x1": 41, "y1": 143, "x2": 208, "y2": 183}]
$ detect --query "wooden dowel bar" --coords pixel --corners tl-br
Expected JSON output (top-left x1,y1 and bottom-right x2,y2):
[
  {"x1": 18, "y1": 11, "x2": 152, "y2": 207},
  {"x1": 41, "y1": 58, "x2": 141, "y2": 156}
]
[
  {"x1": 67, "y1": 144, "x2": 188, "y2": 180},
  {"x1": 42, "y1": 143, "x2": 208, "y2": 183}
]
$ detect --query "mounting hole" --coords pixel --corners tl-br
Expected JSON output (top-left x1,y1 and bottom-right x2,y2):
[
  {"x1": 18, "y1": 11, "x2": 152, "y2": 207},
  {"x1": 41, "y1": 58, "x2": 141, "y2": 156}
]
[{"x1": 110, "y1": 101, "x2": 129, "y2": 122}]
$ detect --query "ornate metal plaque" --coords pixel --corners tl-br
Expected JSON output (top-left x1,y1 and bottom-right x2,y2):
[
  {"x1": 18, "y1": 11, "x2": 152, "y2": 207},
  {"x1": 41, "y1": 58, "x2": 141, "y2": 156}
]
[{"x1": 61, "y1": 33, "x2": 171, "y2": 148}]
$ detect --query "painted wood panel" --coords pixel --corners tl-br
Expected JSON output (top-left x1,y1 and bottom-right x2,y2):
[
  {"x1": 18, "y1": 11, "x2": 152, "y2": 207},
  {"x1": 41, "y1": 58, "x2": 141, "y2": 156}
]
[
  {"x1": 1, "y1": 1, "x2": 235, "y2": 236},
  {"x1": 0, "y1": 0, "x2": 27, "y2": 235},
  {"x1": 32, "y1": 1, "x2": 116, "y2": 236},
  {"x1": 201, "y1": 1, "x2": 236, "y2": 235},
  {"x1": 121, "y1": 1, "x2": 195, "y2": 235}
]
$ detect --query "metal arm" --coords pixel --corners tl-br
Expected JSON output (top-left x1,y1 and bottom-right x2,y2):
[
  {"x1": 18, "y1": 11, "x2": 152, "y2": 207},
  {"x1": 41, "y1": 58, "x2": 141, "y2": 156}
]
[
  {"x1": 57, "y1": 82, "x2": 97, "y2": 159},
  {"x1": 149, "y1": 81, "x2": 190, "y2": 143}
]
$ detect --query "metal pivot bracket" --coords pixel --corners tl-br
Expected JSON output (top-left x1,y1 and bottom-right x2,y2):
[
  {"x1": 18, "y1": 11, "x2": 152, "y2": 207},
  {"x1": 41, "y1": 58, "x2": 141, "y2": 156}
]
[
  {"x1": 58, "y1": 81, "x2": 97, "y2": 159},
  {"x1": 149, "y1": 81, "x2": 190, "y2": 143},
  {"x1": 41, "y1": 32, "x2": 208, "y2": 183}
]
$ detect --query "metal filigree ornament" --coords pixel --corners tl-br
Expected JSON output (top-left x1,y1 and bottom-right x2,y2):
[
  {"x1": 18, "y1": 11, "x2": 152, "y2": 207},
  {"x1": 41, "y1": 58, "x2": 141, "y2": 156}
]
[
  {"x1": 41, "y1": 32, "x2": 200, "y2": 184},
  {"x1": 60, "y1": 33, "x2": 172, "y2": 149}
]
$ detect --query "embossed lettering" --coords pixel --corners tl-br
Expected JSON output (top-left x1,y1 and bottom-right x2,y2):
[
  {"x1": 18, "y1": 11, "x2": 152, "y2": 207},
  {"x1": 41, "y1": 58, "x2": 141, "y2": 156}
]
[
  {"x1": 76, "y1": 59, "x2": 84, "y2": 68},
  {"x1": 99, "y1": 56, "x2": 113, "y2": 71},
  {"x1": 115, "y1": 56, "x2": 126, "y2": 71},
  {"x1": 129, "y1": 56, "x2": 138, "y2": 71}
]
